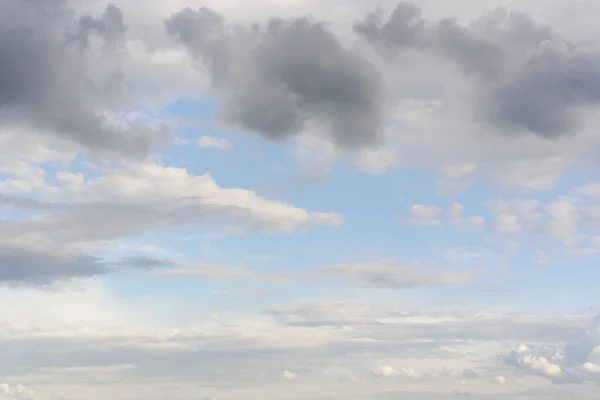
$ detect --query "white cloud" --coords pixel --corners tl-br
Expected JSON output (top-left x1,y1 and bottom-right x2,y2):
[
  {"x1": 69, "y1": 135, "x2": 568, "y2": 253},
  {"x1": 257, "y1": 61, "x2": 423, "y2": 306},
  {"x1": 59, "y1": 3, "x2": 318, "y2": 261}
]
[
  {"x1": 405, "y1": 205, "x2": 441, "y2": 226},
  {"x1": 0, "y1": 161, "x2": 343, "y2": 283},
  {"x1": 449, "y1": 202, "x2": 485, "y2": 230},
  {"x1": 283, "y1": 370, "x2": 297, "y2": 380},
  {"x1": 490, "y1": 375, "x2": 506, "y2": 385},
  {"x1": 0, "y1": 384, "x2": 42, "y2": 400},
  {"x1": 354, "y1": 149, "x2": 399, "y2": 174},
  {"x1": 373, "y1": 366, "x2": 399, "y2": 377},
  {"x1": 487, "y1": 199, "x2": 541, "y2": 234},
  {"x1": 196, "y1": 136, "x2": 233, "y2": 151},
  {"x1": 489, "y1": 158, "x2": 567, "y2": 192},
  {"x1": 544, "y1": 199, "x2": 580, "y2": 245},
  {"x1": 582, "y1": 362, "x2": 600, "y2": 373},
  {"x1": 436, "y1": 163, "x2": 478, "y2": 195}
]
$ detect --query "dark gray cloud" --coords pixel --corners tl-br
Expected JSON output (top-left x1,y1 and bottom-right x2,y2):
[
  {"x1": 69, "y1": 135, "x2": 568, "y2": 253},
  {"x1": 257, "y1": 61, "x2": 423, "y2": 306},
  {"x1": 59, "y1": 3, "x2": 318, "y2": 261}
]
[
  {"x1": 0, "y1": 246, "x2": 111, "y2": 285},
  {"x1": 354, "y1": 2, "x2": 600, "y2": 139},
  {"x1": 115, "y1": 256, "x2": 174, "y2": 270},
  {"x1": 0, "y1": 0, "x2": 165, "y2": 156},
  {"x1": 165, "y1": 7, "x2": 384, "y2": 150},
  {"x1": 353, "y1": 2, "x2": 427, "y2": 49},
  {"x1": 0, "y1": 244, "x2": 173, "y2": 285},
  {"x1": 68, "y1": 3, "x2": 127, "y2": 49}
]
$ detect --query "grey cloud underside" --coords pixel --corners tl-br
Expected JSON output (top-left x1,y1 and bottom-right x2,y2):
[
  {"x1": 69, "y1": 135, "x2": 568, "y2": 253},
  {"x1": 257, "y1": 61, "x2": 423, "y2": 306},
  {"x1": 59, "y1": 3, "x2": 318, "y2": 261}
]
[
  {"x1": 0, "y1": 0, "x2": 163, "y2": 156},
  {"x1": 354, "y1": 2, "x2": 600, "y2": 139},
  {"x1": 0, "y1": 247, "x2": 172, "y2": 285},
  {"x1": 165, "y1": 8, "x2": 385, "y2": 150}
]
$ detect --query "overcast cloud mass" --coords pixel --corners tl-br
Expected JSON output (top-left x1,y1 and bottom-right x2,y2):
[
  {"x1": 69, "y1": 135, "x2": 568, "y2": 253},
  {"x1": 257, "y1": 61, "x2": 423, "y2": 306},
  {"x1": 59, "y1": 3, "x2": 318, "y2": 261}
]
[{"x1": 2, "y1": 0, "x2": 600, "y2": 399}]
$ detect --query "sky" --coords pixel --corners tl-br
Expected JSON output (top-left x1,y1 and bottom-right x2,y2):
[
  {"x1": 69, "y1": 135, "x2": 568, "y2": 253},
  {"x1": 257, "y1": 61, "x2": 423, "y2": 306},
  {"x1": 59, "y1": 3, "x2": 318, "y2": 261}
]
[{"x1": 3, "y1": 0, "x2": 600, "y2": 399}]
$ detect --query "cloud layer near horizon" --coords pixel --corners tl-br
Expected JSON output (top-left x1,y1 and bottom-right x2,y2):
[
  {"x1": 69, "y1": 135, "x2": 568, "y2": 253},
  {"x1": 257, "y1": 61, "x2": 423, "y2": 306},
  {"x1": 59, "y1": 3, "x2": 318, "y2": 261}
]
[{"x1": 3, "y1": 0, "x2": 600, "y2": 399}]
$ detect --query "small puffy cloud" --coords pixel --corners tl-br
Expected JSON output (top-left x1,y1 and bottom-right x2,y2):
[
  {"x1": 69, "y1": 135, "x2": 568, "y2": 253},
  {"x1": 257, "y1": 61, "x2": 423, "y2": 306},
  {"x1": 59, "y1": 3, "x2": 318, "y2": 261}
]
[
  {"x1": 449, "y1": 202, "x2": 485, "y2": 230},
  {"x1": 196, "y1": 136, "x2": 233, "y2": 150},
  {"x1": 404, "y1": 204, "x2": 441, "y2": 226},
  {"x1": 283, "y1": 370, "x2": 297, "y2": 380},
  {"x1": 506, "y1": 343, "x2": 563, "y2": 379},
  {"x1": 490, "y1": 375, "x2": 507, "y2": 385},
  {"x1": 487, "y1": 199, "x2": 541, "y2": 233},
  {"x1": 582, "y1": 362, "x2": 600, "y2": 373},
  {"x1": 373, "y1": 366, "x2": 399, "y2": 377}
]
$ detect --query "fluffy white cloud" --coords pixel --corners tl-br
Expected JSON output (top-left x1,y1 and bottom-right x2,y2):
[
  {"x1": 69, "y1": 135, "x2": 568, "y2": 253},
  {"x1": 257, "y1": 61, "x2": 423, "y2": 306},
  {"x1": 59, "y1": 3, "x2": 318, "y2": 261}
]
[
  {"x1": 373, "y1": 366, "x2": 399, "y2": 377},
  {"x1": 582, "y1": 362, "x2": 600, "y2": 373},
  {"x1": 404, "y1": 204, "x2": 441, "y2": 226}
]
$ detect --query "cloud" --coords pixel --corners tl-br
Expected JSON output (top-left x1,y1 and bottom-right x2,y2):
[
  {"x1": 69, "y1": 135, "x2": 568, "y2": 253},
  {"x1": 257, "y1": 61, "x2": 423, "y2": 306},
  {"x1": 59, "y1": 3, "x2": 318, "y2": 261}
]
[
  {"x1": 196, "y1": 136, "x2": 233, "y2": 150},
  {"x1": 311, "y1": 259, "x2": 475, "y2": 289},
  {"x1": 355, "y1": 3, "x2": 600, "y2": 140},
  {"x1": 373, "y1": 365, "x2": 399, "y2": 377},
  {"x1": 490, "y1": 375, "x2": 506, "y2": 385},
  {"x1": 165, "y1": 7, "x2": 385, "y2": 150},
  {"x1": 0, "y1": 0, "x2": 167, "y2": 157},
  {"x1": 0, "y1": 289, "x2": 595, "y2": 399},
  {"x1": 0, "y1": 384, "x2": 41, "y2": 400},
  {"x1": 506, "y1": 344, "x2": 564, "y2": 380},
  {"x1": 0, "y1": 161, "x2": 341, "y2": 283},
  {"x1": 449, "y1": 202, "x2": 485, "y2": 230},
  {"x1": 582, "y1": 362, "x2": 600, "y2": 373},
  {"x1": 161, "y1": 262, "x2": 258, "y2": 281},
  {"x1": 354, "y1": 148, "x2": 399, "y2": 174},
  {"x1": 0, "y1": 240, "x2": 173, "y2": 285},
  {"x1": 283, "y1": 370, "x2": 297, "y2": 380},
  {"x1": 403, "y1": 204, "x2": 441, "y2": 226},
  {"x1": 486, "y1": 199, "x2": 541, "y2": 233}
]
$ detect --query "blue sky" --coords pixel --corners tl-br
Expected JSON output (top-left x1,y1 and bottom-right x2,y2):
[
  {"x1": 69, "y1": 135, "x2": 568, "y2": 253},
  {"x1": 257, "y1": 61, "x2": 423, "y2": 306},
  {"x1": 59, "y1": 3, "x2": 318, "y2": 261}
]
[{"x1": 4, "y1": 0, "x2": 600, "y2": 399}]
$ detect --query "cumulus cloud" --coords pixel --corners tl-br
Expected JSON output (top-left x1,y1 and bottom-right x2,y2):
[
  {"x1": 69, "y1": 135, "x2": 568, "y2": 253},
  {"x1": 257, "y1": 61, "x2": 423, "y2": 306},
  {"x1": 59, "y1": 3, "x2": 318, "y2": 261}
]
[
  {"x1": 165, "y1": 6, "x2": 385, "y2": 151},
  {"x1": 373, "y1": 365, "x2": 399, "y2": 377},
  {"x1": 403, "y1": 204, "x2": 441, "y2": 226},
  {"x1": 0, "y1": 0, "x2": 167, "y2": 157},
  {"x1": 355, "y1": 2, "x2": 600, "y2": 141},
  {"x1": 0, "y1": 384, "x2": 41, "y2": 400}
]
